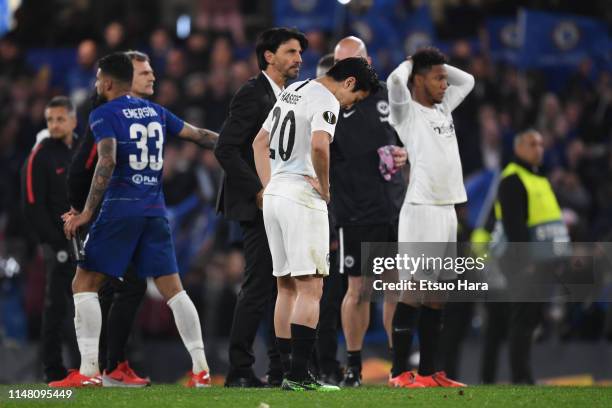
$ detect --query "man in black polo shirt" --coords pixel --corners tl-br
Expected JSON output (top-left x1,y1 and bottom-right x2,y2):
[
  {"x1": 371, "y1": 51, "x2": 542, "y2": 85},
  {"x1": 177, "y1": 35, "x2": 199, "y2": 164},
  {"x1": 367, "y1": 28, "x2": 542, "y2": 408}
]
[{"x1": 331, "y1": 37, "x2": 407, "y2": 386}]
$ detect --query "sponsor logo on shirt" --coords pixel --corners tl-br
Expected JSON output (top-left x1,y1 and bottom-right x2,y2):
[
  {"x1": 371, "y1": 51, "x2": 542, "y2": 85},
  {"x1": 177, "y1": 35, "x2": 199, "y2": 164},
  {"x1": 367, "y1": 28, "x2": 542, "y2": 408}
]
[
  {"x1": 132, "y1": 174, "x2": 158, "y2": 185},
  {"x1": 431, "y1": 121, "x2": 455, "y2": 138}
]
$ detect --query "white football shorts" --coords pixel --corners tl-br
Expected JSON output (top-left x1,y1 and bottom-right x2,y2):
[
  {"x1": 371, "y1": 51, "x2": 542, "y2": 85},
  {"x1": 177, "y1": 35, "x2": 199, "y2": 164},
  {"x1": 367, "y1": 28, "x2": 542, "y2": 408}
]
[
  {"x1": 263, "y1": 194, "x2": 329, "y2": 277},
  {"x1": 398, "y1": 202, "x2": 457, "y2": 281}
]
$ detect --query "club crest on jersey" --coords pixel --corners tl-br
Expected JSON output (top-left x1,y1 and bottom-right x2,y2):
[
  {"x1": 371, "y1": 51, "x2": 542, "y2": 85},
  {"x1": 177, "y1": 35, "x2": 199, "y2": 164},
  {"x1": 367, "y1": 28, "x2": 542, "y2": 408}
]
[
  {"x1": 323, "y1": 111, "x2": 337, "y2": 125},
  {"x1": 377, "y1": 100, "x2": 390, "y2": 116}
]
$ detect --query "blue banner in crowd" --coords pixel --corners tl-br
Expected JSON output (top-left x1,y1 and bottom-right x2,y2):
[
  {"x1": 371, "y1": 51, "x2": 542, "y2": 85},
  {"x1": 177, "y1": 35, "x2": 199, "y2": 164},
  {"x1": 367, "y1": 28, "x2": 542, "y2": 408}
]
[
  {"x1": 274, "y1": 0, "x2": 341, "y2": 32},
  {"x1": 517, "y1": 9, "x2": 611, "y2": 68},
  {"x1": 486, "y1": 17, "x2": 521, "y2": 64},
  {"x1": 392, "y1": 4, "x2": 435, "y2": 57},
  {"x1": 348, "y1": 4, "x2": 435, "y2": 67}
]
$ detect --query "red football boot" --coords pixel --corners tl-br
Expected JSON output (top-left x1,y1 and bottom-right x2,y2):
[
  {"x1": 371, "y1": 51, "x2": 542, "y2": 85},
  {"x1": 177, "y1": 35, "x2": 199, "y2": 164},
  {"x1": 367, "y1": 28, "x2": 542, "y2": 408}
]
[
  {"x1": 48, "y1": 370, "x2": 102, "y2": 388},
  {"x1": 102, "y1": 361, "x2": 150, "y2": 388},
  {"x1": 186, "y1": 370, "x2": 211, "y2": 388},
  {"x1": 388, "y1": 371, "x2": 425, "y2": 388},
  {"x1": 415, "y1": 371, "x2": 467, "y2": 387}
]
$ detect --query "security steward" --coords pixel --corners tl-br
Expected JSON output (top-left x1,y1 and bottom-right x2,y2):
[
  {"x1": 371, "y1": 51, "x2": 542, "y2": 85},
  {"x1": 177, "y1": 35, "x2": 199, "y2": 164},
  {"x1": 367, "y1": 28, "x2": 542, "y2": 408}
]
[
  {"x1": 494, "y1": 129, "x2": 569, "y2": 384},
  {"x1": 21, "y1": 96, "x2": 78, "y2": 383}
]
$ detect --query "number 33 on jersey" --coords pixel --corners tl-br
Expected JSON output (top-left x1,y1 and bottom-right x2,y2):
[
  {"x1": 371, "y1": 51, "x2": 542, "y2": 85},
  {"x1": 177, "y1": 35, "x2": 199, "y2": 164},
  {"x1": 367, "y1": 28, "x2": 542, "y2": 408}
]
[{"x1": 88, "y1": 94, "x2": 185, "y2": 218}]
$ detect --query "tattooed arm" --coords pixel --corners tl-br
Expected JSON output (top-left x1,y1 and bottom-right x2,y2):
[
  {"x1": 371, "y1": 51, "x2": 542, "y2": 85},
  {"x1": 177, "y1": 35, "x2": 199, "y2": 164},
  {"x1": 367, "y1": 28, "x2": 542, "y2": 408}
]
[
  {"x1": 178, "y1": 122, "x2": 219, "y2": 149},
  {"x1": 63, "y1": 137, "x2": 116, "y2": 239}
]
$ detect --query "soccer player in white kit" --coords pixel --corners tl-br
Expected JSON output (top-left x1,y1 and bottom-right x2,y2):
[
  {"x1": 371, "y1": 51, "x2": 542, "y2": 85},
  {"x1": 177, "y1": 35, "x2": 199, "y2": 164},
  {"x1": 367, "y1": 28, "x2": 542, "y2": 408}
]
[
  {"x1": 252, "y1": 57, "x2": 380, "y2": 391},
  {"x1": 386, "y1": 47, "x2": 474, "y2": 388}
]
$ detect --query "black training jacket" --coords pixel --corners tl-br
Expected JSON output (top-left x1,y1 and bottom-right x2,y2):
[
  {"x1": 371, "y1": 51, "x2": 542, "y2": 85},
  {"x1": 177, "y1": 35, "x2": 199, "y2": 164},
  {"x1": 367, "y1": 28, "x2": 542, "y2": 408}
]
[
  {"x1": 330, "y1": 82, "x2": 406, "y2": 227},
  {"x1": 21, "y1": 137, "x2": 74, "y2": 250}
]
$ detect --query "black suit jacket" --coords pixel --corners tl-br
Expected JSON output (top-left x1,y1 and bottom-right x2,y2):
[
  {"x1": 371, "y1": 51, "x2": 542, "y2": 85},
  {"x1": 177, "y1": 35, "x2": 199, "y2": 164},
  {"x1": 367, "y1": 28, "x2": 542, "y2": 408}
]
[{"x1": 215, "y1": 73, "x2": 277, "y2": 221}]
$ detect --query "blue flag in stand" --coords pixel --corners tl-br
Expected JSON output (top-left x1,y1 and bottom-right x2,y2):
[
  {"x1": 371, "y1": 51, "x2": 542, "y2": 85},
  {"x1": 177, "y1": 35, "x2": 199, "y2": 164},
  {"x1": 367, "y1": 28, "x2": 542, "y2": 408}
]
[
  {"x1": 392, "y1": 4, "x2": 435, "y2": 58},
  {"x1": 274, "y1": 0, "x2": 341, "y2": 32},
  {"x1": 348, "y1": 3, "x2": 435, "y2": 71},
  {"x1": 517, "y1": 9, "x2": 611, "y2": 69},
  {"x1": 486, "y1": 17, "x2": 521, "y2": 64}
]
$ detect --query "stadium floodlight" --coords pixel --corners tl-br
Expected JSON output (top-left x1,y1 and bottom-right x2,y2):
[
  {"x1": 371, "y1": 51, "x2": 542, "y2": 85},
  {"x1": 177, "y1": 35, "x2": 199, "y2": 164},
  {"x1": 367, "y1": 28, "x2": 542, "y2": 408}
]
[{"x1": 337, "y1": 0, "x2": 352, "y2": 5}]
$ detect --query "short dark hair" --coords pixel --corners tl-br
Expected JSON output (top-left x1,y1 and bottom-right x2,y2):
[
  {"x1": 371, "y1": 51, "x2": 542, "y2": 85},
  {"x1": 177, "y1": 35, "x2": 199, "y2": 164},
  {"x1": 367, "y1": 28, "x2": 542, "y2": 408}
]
[
  {"x1": 98, "y1": 52, "x2": 133, "y2": 85},
  {"x1": 326, "y1": 57, "x2": 380, "y2": 94},
  {"x1": 410, "y1": 47, "x2": 447, "y2": 82},
  {"x1": 316, "y1": 53, "x2": 335, "y2": 77},
  {"x1": 125, "y1": 50, "x2": 150, "y2": 62},
  {"x1": 255, "y1": 27, "x2": 308, "y2": 70},
  {"x1": 46, "y1": 96, "x2": 75, "y2": 114}
]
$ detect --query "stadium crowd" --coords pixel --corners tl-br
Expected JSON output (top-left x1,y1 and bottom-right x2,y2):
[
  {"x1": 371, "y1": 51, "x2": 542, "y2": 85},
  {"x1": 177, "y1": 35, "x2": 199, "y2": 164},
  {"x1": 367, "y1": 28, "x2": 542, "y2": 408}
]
[{"x1": 0, "y1": 0, "x2": 611, "y2": 381}]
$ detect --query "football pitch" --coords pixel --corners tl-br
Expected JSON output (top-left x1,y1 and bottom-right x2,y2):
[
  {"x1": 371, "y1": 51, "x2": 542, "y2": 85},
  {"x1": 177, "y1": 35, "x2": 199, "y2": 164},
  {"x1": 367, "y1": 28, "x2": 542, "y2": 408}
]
[{"x1": 2, "y1": 385, "x2": 612, "y2": 408}]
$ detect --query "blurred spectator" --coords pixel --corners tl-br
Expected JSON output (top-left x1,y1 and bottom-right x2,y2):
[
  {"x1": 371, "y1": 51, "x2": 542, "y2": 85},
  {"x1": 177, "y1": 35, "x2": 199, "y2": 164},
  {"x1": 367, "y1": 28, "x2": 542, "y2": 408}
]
[
  {"x1": 185, "y1": 31, "x2": 211, "y2": 73},
  {"x1": 202, "y1": 69, "x2": 232, "y2": 131},
  {"x1": 101, "y1": 22, "x2": 128, "y2": 55},
  {"x1": 149, "y1": 28, "x2": 173, "y2": 76},
  {"x1": 209, "y1": 36, "x2": 234, "y2": 72},
  {"x1": 194, "y1": 0, "x2": 245, "y2": 45},
  {"x1": 65, "y1": 39, "x2": 97, "y2": 107},
  {"x1": 0, "y1": 35, "x2": 30, "y2": 79}
]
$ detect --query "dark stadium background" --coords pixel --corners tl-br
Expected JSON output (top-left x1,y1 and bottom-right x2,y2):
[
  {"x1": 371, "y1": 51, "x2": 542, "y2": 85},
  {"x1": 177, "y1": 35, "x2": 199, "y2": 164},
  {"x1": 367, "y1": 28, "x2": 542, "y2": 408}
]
[{"x1": 0, "y1": 0, "x2": 611, "y2": 385}]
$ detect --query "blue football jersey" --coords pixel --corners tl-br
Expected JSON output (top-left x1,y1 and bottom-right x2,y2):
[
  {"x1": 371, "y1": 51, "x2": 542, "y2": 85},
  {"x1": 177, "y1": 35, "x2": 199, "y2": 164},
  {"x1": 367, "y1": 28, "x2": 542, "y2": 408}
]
[{"x1": 89, "y1": 95, "x2": 184, "y2": 218}]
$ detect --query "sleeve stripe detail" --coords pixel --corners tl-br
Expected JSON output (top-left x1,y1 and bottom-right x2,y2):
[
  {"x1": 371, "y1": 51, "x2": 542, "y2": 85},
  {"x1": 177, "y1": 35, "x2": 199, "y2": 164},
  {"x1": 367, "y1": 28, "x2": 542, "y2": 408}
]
[
  {"x1": 85, "y1": 142, "x2": 98, "y2": 170},
  {"x1": 26, "y1": 144, "x2": 43, "y2": 204}
]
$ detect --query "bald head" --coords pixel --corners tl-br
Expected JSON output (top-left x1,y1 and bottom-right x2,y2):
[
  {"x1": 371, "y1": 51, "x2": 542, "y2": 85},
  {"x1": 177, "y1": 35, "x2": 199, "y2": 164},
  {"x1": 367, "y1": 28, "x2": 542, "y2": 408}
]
[{"x1": 334, "y1": 36, "x2": 369, "y2": 62}]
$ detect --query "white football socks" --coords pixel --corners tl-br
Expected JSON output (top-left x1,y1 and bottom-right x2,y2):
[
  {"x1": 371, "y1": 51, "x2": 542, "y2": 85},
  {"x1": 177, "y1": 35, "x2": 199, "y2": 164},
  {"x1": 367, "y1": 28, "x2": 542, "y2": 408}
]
[
  {"x1": 73, "y1": 292, "x2": 101, "y2": 377},
  {"x1": 167, "y1": 290, "x2": 209, "y2": 373}
]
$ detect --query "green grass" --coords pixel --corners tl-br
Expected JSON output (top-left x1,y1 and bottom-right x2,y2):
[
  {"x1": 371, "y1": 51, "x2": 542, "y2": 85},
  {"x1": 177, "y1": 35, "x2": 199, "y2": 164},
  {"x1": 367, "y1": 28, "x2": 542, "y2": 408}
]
[{"x1": 1, "y1": 385, "x2": 612, "y2": 408}]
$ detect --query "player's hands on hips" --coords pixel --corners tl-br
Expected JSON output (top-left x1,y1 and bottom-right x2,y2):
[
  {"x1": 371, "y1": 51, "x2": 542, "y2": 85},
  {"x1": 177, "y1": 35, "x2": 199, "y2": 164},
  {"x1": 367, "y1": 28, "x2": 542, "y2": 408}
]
[
  {"x1": 305, "y1": 176, "x2": 330, "y2": 204},
  {"x1": 256, "y1": 189, "x2": 264, "y2": 210},
  {"x1": 63, "y1": 210, "x2": 92, "y2": 240},
  {"x1": 392, "y1": 146, "x2": 408, "y2": 168},
  {"x1": 61, "y1": 207, "x2": 79, "y2": 222}
]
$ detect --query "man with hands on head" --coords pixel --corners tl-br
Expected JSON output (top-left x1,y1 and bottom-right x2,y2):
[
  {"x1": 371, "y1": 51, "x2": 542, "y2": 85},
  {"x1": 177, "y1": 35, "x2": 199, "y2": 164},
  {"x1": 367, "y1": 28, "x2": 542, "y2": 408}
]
[{"x1": 386, "y1": 47, "x2": 474, "y2": 388}]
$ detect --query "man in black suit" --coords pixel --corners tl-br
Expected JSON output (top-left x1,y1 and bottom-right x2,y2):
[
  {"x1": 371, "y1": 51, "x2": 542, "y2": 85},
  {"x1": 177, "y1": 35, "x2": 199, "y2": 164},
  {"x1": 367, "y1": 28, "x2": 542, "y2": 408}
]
[{"x1": 215, "y1": 27, "x2": 308, "y2": 387}]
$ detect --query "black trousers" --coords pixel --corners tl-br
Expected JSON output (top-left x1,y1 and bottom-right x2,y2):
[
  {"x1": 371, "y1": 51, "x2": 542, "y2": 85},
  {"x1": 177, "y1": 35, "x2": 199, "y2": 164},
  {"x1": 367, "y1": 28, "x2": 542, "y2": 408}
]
[
  {"x1": 508, "y1": 302, "x2": 543, "y2": 384},
  {"x1": 481, "y1": 301, "x2": 509, "y2": 384},
  {"x1": 438, "y1": 301, "x2": 474, "y2": 379},
  {"x1": 481, "y1": 291, "x2": 544, "y2": 383},
  {"x1": 40, "y1": 245, "x2": 79, "y2": 382},
  {"x1": 228, "y1": 212, "x2": 280, "y2": 378},
  {"x1": 98, "y1": 264, "x2": 147, "y2": 372},
  {"x1": 315, "y1": 249, "x2": 344, "y2": 375}
]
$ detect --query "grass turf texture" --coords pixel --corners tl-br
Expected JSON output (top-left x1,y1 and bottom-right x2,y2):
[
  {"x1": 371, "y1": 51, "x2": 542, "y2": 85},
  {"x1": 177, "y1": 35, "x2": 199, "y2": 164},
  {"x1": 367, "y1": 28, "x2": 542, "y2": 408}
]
[{"x1": 1, "y1": 385, "x2": 612, "y2": 408}]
